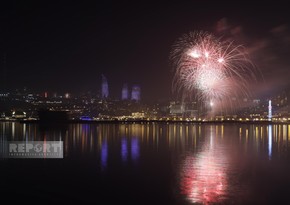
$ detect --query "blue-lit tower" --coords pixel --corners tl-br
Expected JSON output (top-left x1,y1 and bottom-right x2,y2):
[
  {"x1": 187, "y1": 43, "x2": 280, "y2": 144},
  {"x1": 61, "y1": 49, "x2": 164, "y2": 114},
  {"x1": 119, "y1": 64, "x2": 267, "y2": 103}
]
[
  {"x1": 131, "y1": 85, "x2": 141, "y2": 101},
  {"x1": 268, "y1": 100, "x2": 272, "y2": 121},
  {"x1": 122, "y1": 83, "x2": 129, "y2": 100},
  {"x1": 101, "y1": 75, "x2": 109, "y2": 99}
]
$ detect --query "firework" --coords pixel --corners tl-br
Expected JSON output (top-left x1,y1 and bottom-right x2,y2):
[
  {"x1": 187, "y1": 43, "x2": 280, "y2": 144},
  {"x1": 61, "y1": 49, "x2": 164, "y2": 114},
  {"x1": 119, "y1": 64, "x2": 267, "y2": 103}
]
[{"x1": 171, "y1": 31, "x2": 256, "y2": 109}]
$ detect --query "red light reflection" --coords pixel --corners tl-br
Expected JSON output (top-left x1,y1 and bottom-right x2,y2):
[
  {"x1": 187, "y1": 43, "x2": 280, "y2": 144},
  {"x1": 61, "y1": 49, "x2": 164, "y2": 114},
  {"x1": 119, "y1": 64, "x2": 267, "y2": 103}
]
[{"x1": 180, "y1": 138, "x2": 228, "y2": 203}]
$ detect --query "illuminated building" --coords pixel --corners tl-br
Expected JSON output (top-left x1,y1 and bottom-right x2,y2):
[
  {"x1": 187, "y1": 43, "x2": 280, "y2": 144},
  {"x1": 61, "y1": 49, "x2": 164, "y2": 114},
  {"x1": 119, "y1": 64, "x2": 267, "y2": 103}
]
[
  {"x1": 122, "y1": 83, "x2": 129, "y2": 100},
  {"x1": 12, "y1": 110, "x2": 26, "y2": 119},
  {"x1": 101, "y1": 74, "x2": 109, "y2": 98},
  {"x1": 268, "y1": 100, "x2": 272, "y2": 121},
  {"x1": 65, "y1": 93, "x2": 70, "y2": 99},
  {"x1": 170, "y1": 104, "x2": 184, "y2": 115},
  {"x1": 131, "y1": 112, "x2": 145, "y2": 118},
  {"x1": 131, "y1": 85, "x2": 140, "y2": 101}
]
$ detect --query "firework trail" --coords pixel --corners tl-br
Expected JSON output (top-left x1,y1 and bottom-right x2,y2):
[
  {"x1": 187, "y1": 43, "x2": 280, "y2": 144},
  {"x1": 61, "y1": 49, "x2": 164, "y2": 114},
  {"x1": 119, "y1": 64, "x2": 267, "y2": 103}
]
[{"x1": 171, "y1": 31, "x2": 257, "y2": 112}]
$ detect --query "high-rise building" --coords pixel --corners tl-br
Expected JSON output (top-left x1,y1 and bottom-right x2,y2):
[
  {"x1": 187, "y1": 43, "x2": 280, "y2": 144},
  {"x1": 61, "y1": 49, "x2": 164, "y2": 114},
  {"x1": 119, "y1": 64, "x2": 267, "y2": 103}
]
[
  {"x1": 101, "y1": 74, "x2": 109, "y2": 98},
  {"x1": 121, "y1": 83, "x2": 129, "y2": 100},
  {"x1": 268, "y1": 100, "x2": 272, "y2": 121},
  {"x1": 131, "y1": 85, "x2": 141, "y2": 101}
]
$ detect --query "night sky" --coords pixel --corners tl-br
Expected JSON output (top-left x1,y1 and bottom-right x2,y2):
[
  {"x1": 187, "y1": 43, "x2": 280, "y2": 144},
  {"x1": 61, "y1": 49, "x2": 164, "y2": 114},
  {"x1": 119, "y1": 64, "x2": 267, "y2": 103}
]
[{"x1": 1, "y1": 1, "x2": 290, "y2": 101}]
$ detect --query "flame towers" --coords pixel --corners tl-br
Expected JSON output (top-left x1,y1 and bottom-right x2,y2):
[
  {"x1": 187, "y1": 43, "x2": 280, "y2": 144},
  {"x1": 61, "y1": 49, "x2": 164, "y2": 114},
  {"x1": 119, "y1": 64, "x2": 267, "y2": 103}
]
[
  {"x1": 131, "y1": 85, "x2": 141, "y2": 101},
  {"x1": 101, "y1": 75, "x2": 109, "y2": 99},
  {"x1": 100, "y1": 75, "x2": 141, "y2": 102},
  {"x1": 122, "y1": 83, "x2": 129, "y2": 100}
]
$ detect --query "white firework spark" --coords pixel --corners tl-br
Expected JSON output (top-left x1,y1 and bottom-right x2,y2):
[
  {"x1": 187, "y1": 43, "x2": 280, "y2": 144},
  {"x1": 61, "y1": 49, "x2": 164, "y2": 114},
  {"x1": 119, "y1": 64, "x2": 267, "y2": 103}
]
[{"x1": 171, "y1": 31, "x2": 258, "y2": 112}]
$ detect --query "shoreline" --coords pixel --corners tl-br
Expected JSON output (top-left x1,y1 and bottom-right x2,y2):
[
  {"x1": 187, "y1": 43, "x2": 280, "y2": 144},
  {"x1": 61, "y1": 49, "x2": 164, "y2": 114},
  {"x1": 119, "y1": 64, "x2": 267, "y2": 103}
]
[{"x1": 0, "y1": 119, "x2": 288, "y2": 124}]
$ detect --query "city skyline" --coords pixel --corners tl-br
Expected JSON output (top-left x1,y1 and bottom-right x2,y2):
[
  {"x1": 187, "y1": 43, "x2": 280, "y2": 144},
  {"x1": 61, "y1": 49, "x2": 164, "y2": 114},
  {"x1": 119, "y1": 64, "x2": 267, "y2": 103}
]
[
  {"x1": 1, "y1": 1, "x2": 290, "y2": 102},
  {"x1": 2, "y1": 2, "x2": 290, "y2": 204}
]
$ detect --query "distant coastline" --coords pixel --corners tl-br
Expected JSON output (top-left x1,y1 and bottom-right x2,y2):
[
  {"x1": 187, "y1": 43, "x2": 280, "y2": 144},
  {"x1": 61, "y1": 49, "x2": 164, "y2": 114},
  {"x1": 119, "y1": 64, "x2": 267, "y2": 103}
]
[{"x1": 0, "y1": 119, "x2": 286, "y2": 125}]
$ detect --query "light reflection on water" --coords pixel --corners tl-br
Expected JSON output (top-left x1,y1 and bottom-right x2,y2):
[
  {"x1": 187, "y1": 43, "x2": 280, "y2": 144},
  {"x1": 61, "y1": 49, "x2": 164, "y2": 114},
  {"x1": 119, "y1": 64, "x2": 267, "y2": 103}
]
[
  {"x1": 1, "y1": 122, "x2": 290, "y2": 204},
  {"x1": 101, "y1": 139, "x2": 108, "y2": 170},
  {"x1": 269, "y1": 125, "x2": 272, "y2": 159},
  {"x1": 179, "y1": 126, "x2": 228, "y2": 203},
  {"x1": 121, "y1": 138, "x2": 128, "y2": 162}
]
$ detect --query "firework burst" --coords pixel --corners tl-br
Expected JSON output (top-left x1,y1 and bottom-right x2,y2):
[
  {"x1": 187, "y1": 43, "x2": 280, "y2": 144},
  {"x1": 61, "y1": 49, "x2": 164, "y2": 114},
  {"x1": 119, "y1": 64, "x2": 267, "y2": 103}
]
[{"x1": 171, "y1": 31, "x2": 257, "y2": 111}]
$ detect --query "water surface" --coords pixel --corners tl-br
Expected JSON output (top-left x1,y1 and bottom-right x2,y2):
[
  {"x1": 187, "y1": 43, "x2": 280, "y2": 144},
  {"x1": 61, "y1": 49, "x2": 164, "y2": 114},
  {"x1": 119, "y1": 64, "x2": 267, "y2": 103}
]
[{"x1": 1, "y1": 122, "x2": 290, "y2": 204}]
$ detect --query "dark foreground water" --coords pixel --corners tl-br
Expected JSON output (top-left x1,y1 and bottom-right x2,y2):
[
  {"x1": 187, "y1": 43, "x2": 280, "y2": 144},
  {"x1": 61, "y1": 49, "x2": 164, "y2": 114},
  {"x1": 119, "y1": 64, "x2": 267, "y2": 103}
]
[{"x1": 1, "y1": 122, "x2": 290, "y2": 204}]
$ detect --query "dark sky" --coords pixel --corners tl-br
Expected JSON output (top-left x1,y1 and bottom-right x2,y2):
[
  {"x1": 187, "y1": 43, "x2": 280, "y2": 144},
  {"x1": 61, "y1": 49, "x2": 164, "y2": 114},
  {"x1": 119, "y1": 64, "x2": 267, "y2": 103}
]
[{"x1": 1, "y1": 1, "x2": 290, "y2": 101}]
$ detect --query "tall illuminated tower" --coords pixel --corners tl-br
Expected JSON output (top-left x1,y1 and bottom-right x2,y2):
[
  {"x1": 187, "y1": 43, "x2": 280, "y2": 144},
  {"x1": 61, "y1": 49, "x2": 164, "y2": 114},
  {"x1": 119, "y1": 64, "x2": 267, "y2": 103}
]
[
  {"x1": 101, "y1": 75, "x2": 109, "y2": 99},
  {"x1": 268, "y1": 100, "x2": 272, "y2": 121},
  {"x1": 121, "y1": 83, "x2": 129, "y2": 100},
  {"x1": 131, "y1": 85, "x2": 141, "y2": 101}
]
